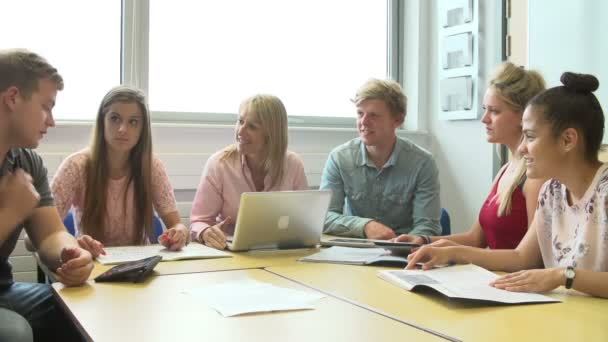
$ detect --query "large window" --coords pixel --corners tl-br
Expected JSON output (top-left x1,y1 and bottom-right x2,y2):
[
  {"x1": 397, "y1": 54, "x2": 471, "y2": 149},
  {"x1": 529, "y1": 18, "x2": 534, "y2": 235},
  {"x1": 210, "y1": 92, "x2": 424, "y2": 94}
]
[
  {"x1": 149, "y1": 1, "x2": 388, "y2": 122},
  {"x1": 1, "y1": 1, "x2": 121, "y2": 121},
  {"x1": 4, "y1": 0, "x2": 395, "y2": 124}
]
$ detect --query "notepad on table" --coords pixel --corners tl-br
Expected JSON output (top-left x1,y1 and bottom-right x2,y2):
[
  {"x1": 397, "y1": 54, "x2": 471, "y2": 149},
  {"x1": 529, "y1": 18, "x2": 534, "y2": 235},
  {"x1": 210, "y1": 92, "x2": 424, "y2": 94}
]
[
  {"x1": 378, "y1": 263, "x2": 561, "y2": 305},
  {"x1": 97, "y1": 243, "x2": 232, "y2": 265},
  {"x1": 299, "y1": 246, "x2": 409, "y2": 267}
]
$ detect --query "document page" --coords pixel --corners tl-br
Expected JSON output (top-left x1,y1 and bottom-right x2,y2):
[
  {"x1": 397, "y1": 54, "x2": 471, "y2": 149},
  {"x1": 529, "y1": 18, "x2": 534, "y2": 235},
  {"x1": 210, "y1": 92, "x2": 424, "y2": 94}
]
[
  {"x1": 299, "y1": 246, "x2": 389, "y2": 264},
  {"x1": 184, "y1": 279, "x2": 326, "y2": 317},
  {"x1": 97, "y1": 243, "x2": 232, "y2": 265},
  {"x1": 378, "y1": 264, "x2": 560, "y2": 304}
]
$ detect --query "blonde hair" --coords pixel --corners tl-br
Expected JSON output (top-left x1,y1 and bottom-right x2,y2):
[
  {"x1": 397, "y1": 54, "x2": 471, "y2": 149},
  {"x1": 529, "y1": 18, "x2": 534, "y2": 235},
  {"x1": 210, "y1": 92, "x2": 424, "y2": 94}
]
[
  {"x1": 222, "y1": 94, "x2": 288, "y2": 188},
  {"x1": 353, "y1": 78, "x2": 407, "y2": 117},
  {"x1": 489, "y1": 62, "x2": 546, "y2": 216},
  {"x1": 81, "y1": 85, "x2": 154, "y2": 244},
  {"x1": 0, "y1": 49, "x2": 64, "y2": 98}
]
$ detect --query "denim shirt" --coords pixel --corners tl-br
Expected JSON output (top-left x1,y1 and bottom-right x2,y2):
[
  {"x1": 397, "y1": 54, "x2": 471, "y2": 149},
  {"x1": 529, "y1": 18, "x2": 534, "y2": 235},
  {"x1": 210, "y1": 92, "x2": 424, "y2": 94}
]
[{"x1": 320, "y1": 137, "x2": 441, "y2": 238}]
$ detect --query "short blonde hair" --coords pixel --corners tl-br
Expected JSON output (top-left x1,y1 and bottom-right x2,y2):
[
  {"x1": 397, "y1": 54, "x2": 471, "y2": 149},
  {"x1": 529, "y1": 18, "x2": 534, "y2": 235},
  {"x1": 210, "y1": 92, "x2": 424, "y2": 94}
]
[
  {"x1": 353, "y1": 78, "x2": 407, "y2": 117},
  {"x1": 0, "y1": 49, "x2": 64, "y2": 99},
  {"x1": 223, "y1": 94, "x2": 288, "y2": 188}
]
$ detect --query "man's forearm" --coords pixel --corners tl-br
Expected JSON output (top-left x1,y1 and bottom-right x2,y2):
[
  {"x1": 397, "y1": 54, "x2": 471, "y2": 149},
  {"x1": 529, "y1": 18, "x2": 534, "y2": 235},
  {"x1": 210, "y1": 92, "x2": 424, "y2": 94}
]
[
  {"x1": 324, "y1": 211, "x2": 372, "y2": 238},
  {"x1": 0, "y1": 209, "x2": 22, "y2": 244}
]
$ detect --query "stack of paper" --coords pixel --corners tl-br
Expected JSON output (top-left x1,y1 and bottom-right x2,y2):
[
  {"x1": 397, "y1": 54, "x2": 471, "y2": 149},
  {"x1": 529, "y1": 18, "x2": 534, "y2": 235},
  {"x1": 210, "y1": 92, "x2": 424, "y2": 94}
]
[{"x1": 184, "y1": 279, "x2": 326, "y2": 317}]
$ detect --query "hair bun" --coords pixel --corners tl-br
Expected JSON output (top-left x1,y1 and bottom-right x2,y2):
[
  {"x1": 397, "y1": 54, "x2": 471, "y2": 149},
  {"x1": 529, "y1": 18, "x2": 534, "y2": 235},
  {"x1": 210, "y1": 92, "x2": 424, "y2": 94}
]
[{"x1": 560, "y1": 72, "x2": 599, "y2": 93}]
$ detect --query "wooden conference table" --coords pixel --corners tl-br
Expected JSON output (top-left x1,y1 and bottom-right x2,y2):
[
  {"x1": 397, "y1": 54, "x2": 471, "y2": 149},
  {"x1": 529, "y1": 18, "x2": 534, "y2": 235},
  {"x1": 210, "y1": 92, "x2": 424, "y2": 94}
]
[
  {"x1": 53, "y1": 268, "x2": 443, "y2": 342},
  {"x1": 265, "y1": 262, "x2": 608, "y2": 342},
  {"x1": 52, "y1": 244, "x2": 608, "y2": 341}
]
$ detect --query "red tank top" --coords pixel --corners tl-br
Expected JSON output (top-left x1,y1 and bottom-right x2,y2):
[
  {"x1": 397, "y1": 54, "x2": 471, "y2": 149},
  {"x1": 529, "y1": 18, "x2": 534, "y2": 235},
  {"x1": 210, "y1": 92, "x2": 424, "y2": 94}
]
[{"x1": 478, "y1": 167, "x2": 528, "y2": 249}]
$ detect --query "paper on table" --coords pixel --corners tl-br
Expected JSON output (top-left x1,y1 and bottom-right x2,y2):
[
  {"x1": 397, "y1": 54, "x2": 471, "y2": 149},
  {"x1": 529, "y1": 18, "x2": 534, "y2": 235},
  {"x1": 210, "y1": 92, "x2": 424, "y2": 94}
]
[
  {"x1": 299, "y1": 246, "x2": 390, "y2": 264},
  {"x1": 97, "y1": 243, "x2": 232, "y2": 265},
  {"x1": 184, "y1": 278, "x2": 326, "y2": 317},
  {"x1": 298, "y1": 246, "x2": 411, "y2": 267},
  {"x1": 378, "y1": 264, "x2": 560, "y2": 304}
]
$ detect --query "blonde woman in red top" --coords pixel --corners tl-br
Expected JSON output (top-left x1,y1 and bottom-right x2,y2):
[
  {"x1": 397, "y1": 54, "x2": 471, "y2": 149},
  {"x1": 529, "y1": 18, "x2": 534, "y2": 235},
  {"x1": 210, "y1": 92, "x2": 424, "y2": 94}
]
[{"x1": 395, "y1": 62, "x2": 546, "y2": 249}]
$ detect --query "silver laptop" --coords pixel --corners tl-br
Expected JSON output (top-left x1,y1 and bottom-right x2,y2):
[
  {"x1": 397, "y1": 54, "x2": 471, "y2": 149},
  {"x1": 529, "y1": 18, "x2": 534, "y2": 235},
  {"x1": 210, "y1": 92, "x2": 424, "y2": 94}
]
[{"x1": 227, "y1": 190, "x2": 332, "y2": 251}]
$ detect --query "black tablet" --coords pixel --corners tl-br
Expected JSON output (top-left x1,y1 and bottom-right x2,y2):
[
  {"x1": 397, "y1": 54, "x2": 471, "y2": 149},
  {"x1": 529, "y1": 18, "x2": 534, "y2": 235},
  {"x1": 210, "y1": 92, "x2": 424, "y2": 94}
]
[
  {"x1": 94, "y1": 255, "x2": 162, "y2": 283},
  {"x1": 373, "y1": 241, "x2": 421, "y2": 256}
]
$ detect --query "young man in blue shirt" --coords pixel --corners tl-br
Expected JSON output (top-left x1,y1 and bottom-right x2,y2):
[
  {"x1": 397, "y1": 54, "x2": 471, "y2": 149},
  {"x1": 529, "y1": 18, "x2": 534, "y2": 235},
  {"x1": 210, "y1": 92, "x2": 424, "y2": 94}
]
[{"x1": 320, "y1": 79, "x2": 441, "y2": 239}]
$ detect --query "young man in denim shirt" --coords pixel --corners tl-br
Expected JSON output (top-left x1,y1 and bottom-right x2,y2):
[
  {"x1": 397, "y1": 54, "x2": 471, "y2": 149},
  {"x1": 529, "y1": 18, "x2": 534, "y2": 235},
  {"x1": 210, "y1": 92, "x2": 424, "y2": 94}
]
[{"x1": 320, "y1": 79, "x2": 441, "y2": 239}]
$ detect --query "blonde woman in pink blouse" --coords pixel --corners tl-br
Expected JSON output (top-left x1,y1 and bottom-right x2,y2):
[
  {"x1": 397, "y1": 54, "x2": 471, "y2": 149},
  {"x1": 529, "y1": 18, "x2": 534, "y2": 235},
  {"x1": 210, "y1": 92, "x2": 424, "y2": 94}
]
[
  {"x1": 51, "y1": 86, "x2": 188, "y2": 257},
  {"x1": 406, "y1": 72, "x2": 608, "y2": 298},
  {"x1": 190, "y1": 94, "x2": 309, "y2": 249}
]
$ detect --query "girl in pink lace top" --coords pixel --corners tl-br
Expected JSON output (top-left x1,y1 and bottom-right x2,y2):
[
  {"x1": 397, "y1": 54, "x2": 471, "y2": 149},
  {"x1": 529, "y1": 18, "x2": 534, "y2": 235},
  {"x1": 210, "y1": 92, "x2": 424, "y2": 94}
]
[
  {"x1": 407, "y1": 72, "x2": 608, "y2": 298},
  {"x1": 190, "y1": 94, "x2": 309, "y2": 249},
  {"x1": 51, "y1": 86, "x2": 188, "y2": 257}
]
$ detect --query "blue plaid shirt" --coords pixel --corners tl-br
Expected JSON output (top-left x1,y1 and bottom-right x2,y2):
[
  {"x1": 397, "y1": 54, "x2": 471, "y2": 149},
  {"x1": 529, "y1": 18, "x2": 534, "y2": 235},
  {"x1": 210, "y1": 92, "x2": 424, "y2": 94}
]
[{"x1": 320, "y1": 137, "x2": 441, "y2": 238}]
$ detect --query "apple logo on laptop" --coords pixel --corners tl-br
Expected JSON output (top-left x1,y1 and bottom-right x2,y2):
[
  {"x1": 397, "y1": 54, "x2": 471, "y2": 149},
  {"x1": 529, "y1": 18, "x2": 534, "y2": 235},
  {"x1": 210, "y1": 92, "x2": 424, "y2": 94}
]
[{"x1": 277, "y1": 216, "x2": 290, "y2": 230}]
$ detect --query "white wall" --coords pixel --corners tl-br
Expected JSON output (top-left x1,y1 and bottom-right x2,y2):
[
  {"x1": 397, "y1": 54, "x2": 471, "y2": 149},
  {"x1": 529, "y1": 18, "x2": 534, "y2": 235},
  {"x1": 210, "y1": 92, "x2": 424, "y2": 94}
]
[
  {"x1": 528, "y1": 0, "x2": 607, "y2": 142},
  {"x1": 426, "y1": 0, "x2": 503, "y2": 232}
]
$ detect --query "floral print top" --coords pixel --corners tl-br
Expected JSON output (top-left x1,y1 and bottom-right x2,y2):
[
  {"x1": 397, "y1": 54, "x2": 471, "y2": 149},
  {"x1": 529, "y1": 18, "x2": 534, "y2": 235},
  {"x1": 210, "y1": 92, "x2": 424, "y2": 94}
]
[{"x1": 536, "y1": 163, "x2": 608, "y2": 271}]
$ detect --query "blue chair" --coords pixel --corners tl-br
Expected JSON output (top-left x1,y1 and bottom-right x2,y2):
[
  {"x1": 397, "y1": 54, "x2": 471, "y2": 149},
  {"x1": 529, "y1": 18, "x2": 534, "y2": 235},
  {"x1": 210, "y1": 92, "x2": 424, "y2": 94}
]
[
  {"x1": 63, "y1": 211, "x2": 164, "y2": 241},
  {"x1": 63, "y1": 211, "x2": 76, "y2": 236},
  {"x1": 440, "y1": 208, "x2": 451, "y2": 236}
]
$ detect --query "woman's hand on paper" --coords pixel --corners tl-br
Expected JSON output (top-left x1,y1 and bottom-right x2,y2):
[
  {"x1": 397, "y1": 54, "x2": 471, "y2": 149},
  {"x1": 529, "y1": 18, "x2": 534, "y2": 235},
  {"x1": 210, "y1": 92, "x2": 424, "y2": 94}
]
[
  {"x1": 159, "y1": 224, "x2": 189, "y2": 250},
  {"x1": 77, "y1": 235, "x2": 106, "y2": 258},
  {"x1": 201, "y1": 217, "x2": 232, "y2": 250},
  {"x1": 406, "y1": 245, "x2": 457, "y2": 270},
  {"x1": 490, "y1": 268, "x2": 563, "y2": 293}
]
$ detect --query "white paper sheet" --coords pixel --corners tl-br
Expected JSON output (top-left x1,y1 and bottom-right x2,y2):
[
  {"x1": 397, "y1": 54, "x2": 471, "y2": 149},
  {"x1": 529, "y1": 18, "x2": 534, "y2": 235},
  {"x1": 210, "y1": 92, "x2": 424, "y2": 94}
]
[
  {"x1": 184, "y1": 278, "x2": 326, "y2": 317},
  {"x1": 97, "y1": 243, "x2": 232, "y2": 264},
  {"x1": 378, "y1": 264, "x2": 560, "y2": 304},
  {"x1": 299, "y1": 246, "x2": 389, "y2": 264}
]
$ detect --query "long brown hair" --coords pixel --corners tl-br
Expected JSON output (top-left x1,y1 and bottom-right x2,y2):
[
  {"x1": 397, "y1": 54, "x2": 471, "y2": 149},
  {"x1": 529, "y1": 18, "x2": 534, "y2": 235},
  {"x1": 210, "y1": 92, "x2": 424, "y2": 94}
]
[
  {"x1": 81, "y1": 85, "x2": 153, "y2": 244},
  {"x1": 222, "y1": 94, "x2": 288, "y2": 188}
]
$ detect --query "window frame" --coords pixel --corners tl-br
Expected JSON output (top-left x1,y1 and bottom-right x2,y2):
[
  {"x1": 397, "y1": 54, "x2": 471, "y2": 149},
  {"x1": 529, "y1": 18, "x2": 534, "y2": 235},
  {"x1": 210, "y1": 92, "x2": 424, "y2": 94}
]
[{"x1": 121, "y1": 0, "x2": 415, "y2": 129}]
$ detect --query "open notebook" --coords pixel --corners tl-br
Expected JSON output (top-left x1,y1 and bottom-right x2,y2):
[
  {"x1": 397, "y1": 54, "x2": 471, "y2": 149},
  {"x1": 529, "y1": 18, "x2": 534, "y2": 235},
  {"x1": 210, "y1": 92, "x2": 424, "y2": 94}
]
[
  {"x1": 299, "y1": 246, "x2": 409, "y2": 267},
  {"x1": 96, "y1": 243, "x2": 232, "y2": 265},
  {"x1": 378, "y1": 264, "x2": 560, "y2": 305}
]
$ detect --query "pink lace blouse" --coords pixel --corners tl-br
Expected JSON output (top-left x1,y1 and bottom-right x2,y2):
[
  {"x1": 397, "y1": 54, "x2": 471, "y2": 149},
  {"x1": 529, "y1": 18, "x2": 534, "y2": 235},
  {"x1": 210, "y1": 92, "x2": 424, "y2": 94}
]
[{"x1": 51, "y1": 150, "x2": 178, "y2": 246}]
